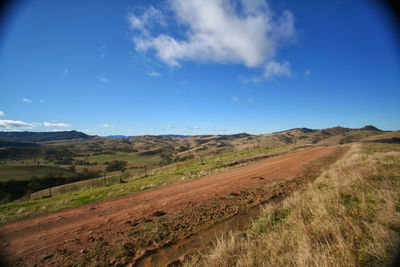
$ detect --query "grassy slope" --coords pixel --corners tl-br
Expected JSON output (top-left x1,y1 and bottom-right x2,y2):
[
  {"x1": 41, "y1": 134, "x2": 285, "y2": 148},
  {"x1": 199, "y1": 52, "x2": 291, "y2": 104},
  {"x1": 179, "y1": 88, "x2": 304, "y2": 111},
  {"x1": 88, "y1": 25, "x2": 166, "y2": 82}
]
[
  {"x1": 187, "y1": 143, "x2": 400, "y2": 266},
  {"x1": 0, "y1": 165, "x2": 76, "y2": 181},
  {"x1": 0, "y1": 145, "x2": 288, "y2": 224}
]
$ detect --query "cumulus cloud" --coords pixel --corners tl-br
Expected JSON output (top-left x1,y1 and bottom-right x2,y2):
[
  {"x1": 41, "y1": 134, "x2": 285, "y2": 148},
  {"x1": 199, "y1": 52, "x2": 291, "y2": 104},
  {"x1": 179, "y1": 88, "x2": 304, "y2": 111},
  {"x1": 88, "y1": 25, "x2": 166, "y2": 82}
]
[
  {"x1": 263, "y1": 60, "x2": 291, "y2": 79},
  {"x1": 0, "y1": 120, "x2": 32, "y2": 129},
  {"x1": 22, "y1": 98, "x2": 32, "y2": 103},
  {"x1": 0, "y1": 111, "x2": 4, "y2": 116},
  {"x1": 43, "y1": 122, "x2": 71, "y2": 127},
  {"x1": 129, "y1": 0, "x2": 295, "y2": 80},
  {"x1": 97, "y1": 74, "x2": 109, "y2": 83}
]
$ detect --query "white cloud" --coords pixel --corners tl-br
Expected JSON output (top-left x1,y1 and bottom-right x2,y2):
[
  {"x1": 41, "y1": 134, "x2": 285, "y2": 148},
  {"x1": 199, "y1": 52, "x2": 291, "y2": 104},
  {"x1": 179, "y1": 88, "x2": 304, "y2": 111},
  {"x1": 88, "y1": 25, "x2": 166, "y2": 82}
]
[
  {"x1": 232, "y1": 96, "x2": 240, "y2": 102},
  {"x1": 304, "y1": 69, "x2": 311, "y2": 78},
  {"x1": 97, "y1": 74, "x2": 109, "y2": 83},
  {"x1": 43, "y1": 122, "x2": 71, "y2": 127},
  {"x1": 22, "y1": 98, "x2": 32, "y2": 103},
  {"x1": 0, "y1": 111, "x2": 4, "y2": 116},
  {"x1": 147, "y1": 70, "x2": 161, "y2": 77},
  {"x1": 263, "y1": 60, "x2": 291, "y2": 79},
  {"x1": 247, "y1": 98, "x2": 254, "y2": 103},
  {"x1": 167, "y1": 125, "x2": 174, "y2": 129},
  {"x1": 130, "y1": 0, "x2": 295, "y2": 74},
  {"x1": 40, "y1": 99, "x2": 44, "y2": 104},
  {"x1": 0, "y1": 120, "x2": 32, "y2": 129},
  {"x1": 51, "y1": 129, "x2": 71, "y2": 132},
  {"x1": 188, "y1": 125, "x2": 200, "y2": 130},
  {"x1": 64, "y1": 68, "x2": 69, "y2": 75},
  {"x1": 103, "y1": 123, "x2": 112, "y2": 128}
]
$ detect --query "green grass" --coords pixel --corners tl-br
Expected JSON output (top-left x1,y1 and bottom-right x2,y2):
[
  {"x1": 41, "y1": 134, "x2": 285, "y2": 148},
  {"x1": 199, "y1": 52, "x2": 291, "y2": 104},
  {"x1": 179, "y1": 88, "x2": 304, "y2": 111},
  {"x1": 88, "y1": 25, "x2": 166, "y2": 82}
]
[
  {"x1": 0, "y1": 165, "x2": 76, "y2": 181},
  {"x1": 0, "y1": 145, "x2": 288, "y2": 224}
]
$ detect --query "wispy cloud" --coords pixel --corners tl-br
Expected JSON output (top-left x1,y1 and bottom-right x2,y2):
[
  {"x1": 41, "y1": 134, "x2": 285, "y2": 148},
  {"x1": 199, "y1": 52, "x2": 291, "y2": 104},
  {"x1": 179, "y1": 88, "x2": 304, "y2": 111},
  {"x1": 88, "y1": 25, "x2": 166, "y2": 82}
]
[
  {"x1": 129, "y1": 0, "x2": 295, "y2": 80},
  {"x1": 40, "y1": 99, "x2": 44, "y2": 104},
  {"x1": 167, "y1": 125, "x2": 174, "y2": 129},
  {"x1": 103, "y1": 123, "x2": 113, "y2": 128},
  {"x1": 22, "y1": 98, "x2": 32, "y2": 103},
  {"x1": 304, "y1": 69, "x2": 311, "y2": 78},
  {"x1": 247, "y1": 98, "x2": 254, "y2": 103},
  {"x1": 43, "y1": 122, "x2": 71, "y2": 127},
  {"x1": 64, "y1": 68, "x2": 69, "y2": 75},
  {"x1": 0, "y1": 119, "x2": 32, "y2": 129},
  {"x1": 97, "y1": 74, "x2": 109, "y2": 83},
  {"x1": 188, "y1": 125, "x2": 200, "y2": 130},
  {"x1": 127, "y1": 6, "x2": 166, "y2": 34},
  {"x1": 232, "y1": 96, "x2": 240, "y2": 102},
  {"x1": 0, "y1": 111, "x2": 4, "y2": 116},
  {"x1": 98, "y1": 45, "x2": 107, "y2": 59},
  {"x1": 51, "y1": 129, "x2": 71, "y2": 132},
  {"x1": 147, "y1": 70, "x2": 161, "y2": 77}
]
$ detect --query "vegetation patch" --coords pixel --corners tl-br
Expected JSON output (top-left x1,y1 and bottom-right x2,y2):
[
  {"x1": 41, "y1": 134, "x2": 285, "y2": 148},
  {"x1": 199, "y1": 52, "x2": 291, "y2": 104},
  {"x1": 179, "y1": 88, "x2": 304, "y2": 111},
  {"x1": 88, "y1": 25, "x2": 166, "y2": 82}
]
[{"x1": 0, "y1": 145, "x2": 290, "y2": 224}]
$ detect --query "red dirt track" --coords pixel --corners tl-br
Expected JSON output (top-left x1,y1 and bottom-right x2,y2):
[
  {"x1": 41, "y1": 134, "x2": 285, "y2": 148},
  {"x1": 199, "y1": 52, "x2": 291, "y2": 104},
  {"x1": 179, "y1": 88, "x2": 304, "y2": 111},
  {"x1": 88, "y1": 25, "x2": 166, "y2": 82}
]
[{"x1": 0, "y1": 146, "x2": 337, "y2": 266}]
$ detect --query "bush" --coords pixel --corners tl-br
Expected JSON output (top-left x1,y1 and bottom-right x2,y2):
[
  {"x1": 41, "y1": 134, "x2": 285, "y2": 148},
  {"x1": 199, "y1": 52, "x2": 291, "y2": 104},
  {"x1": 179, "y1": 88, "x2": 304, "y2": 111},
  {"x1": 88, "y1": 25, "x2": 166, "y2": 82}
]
[{"x1": 106, "y1": 160, "x2": 127, "y2": 172}]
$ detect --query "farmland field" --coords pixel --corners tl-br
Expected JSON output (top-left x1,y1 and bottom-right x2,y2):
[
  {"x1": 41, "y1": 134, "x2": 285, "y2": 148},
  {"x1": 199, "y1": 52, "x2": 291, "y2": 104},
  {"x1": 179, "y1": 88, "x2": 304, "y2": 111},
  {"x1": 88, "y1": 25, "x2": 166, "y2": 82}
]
[{"x1": 0, "y1": 165, "x2": 76, "y2": 181}]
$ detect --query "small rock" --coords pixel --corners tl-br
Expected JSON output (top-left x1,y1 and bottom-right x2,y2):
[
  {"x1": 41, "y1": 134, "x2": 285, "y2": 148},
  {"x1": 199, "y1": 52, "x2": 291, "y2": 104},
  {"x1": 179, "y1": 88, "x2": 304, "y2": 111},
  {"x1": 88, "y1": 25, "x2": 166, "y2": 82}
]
[
  {"x1": 2, "y1": 242, "x2": 8, "y2": 247},
  {"x1": 166, "y1": 258, "x2": 183, "y2": 267},
  {"x1": 88, "y1": 230, "x2": 93, "y2": 234},
  {"x1": 152, "y1": 211, "x2": 167, "y2": 217},
  {"x1": 57, "y1": 216, "x2": 63, "y2": 221},
  {"x1": 80, "y1": 249, "x2": 88, "y2": 254},
  {"x1": 40, "y1": 254, "x2": 53, "y2": 261},
  {"x1": 16, "y1": 208, "x2": 25, "y2": 215}
]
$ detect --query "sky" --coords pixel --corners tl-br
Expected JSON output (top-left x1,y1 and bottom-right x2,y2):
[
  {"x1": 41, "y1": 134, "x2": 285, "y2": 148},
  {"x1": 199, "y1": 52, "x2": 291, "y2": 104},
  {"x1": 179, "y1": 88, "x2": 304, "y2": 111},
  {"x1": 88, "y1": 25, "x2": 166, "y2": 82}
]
[{"x1": 0, "y1": 0, "x2": 399, "y2": 136}]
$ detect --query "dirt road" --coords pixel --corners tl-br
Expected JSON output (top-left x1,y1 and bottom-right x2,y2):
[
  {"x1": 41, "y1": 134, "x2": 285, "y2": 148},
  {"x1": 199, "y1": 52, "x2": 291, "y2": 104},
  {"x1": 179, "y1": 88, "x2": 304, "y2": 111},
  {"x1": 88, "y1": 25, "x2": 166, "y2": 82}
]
[{"x1": 0, "y1": 146, "x2": 338, "y2": 266}]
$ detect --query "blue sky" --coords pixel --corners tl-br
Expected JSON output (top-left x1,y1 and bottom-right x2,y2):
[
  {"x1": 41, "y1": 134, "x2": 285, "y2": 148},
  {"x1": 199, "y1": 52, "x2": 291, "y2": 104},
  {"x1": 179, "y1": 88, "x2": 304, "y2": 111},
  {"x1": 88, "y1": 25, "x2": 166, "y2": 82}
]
[{"x1": 0, "y1": 0, "x2": 399, "y2": 136}]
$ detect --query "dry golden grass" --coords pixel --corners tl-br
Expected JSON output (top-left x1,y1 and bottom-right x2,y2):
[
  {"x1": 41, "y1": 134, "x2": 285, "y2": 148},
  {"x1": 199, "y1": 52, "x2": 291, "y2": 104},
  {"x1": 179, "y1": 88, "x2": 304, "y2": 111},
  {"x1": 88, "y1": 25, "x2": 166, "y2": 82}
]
[{"x1": 187, "y1": 143, "x2": 400, "y2": 266}]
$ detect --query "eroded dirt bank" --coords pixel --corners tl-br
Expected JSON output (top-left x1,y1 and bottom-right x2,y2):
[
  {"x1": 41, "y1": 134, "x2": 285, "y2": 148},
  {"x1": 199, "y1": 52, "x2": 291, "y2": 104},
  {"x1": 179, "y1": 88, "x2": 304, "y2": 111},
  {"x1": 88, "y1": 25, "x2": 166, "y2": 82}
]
[{"x1": 0, "y1": 146, "x2": 341, "y2": 266}]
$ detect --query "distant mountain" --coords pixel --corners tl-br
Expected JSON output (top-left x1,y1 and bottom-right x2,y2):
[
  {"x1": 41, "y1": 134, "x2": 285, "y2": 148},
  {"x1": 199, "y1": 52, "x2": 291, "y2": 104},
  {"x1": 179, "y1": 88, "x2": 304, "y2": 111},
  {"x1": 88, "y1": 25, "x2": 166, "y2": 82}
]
[
  {"x1": 0, "y1": 131, "x2": 92, "y2": 142},
  {"x1": 0, "y1": 140, "x2": 40, "y2": 148},
  {"x1": 158, "y1": 134, "x2": 190, "y2": 138},
  {"x1": 105, "y1": 135, "x2": 128, "y2": 138},
  {"x1": 360, "y1": 125, "x2": 382, "y2": 131}
]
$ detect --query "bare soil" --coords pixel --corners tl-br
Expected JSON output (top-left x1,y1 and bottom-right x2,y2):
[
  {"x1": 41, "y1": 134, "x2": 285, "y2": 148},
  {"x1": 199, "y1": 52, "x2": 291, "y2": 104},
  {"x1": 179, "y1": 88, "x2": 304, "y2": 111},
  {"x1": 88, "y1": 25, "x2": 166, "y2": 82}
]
[{"x1": 0, "y1": 146, "x2": 340, "y2": 266}]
